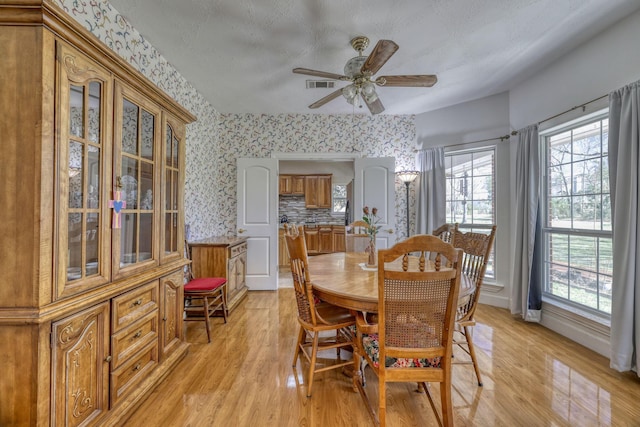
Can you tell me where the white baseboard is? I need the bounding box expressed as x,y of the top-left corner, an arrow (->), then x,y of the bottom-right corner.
540,302 -> 610,357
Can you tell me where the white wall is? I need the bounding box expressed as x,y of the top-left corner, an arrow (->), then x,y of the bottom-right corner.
415,92 -> 513,309
506,8 -> 640,357
509,8 -> 640,129
415,9 -> 640,357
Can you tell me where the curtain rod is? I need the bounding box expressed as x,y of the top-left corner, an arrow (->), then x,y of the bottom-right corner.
414,131 -> 518,152
537,94 -> 608,125
415,93 -> 609,152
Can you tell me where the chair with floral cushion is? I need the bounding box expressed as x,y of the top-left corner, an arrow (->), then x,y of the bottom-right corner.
353,234 -> 463,427
284,224 -> 355,397
450,223 -> 497,386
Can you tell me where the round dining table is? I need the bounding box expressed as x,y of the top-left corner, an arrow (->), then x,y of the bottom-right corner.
307,252 -> 475,313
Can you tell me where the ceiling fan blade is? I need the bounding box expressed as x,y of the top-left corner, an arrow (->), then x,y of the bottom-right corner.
364,96 -> 385,115
360,40 -> 399,75
309,88 -> 343,109
293,68 -> 348,81
377,74 -> 438,87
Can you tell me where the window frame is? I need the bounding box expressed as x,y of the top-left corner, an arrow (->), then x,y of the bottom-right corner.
444,146 -> 497,280
331,182 -> 347,214
539,108 -> 612,317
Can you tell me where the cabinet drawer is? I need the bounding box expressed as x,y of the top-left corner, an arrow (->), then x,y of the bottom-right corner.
230,242 -> 247,258
110,341 -> 158,406
111,310 -> 158,369
112,281 -> 159,332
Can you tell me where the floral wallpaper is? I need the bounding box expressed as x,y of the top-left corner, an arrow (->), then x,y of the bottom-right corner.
54,0 -> 419,242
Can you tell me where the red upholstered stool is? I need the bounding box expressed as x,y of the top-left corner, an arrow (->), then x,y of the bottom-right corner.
184,277 -> 228,343
184,242 -> 229,343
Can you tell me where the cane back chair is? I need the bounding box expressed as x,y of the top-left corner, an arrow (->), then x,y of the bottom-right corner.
353,235 -> 463,427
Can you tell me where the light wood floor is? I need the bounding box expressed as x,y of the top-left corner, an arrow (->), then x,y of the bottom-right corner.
125,288 -> 640,426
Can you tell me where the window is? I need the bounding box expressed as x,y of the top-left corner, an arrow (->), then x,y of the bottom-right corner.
332,183 -> 347,213
542,113 -> 612,315
445,148 -> 496,279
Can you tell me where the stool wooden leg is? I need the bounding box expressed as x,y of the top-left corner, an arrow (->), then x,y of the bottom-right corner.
221,286 -> 228,324
203,296 -> 212,343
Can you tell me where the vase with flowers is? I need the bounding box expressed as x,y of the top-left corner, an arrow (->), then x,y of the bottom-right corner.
362,206 -> 382,267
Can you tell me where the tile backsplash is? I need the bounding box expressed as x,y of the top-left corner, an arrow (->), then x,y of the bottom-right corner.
279,196 -> 346,225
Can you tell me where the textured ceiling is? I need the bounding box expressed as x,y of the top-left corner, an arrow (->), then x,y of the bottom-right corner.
108,0 -> 640,115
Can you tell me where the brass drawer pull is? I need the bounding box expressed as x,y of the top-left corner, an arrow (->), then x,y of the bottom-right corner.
133,330 -> 142,339
132,363 -> 141,372
132,298 -> 143,307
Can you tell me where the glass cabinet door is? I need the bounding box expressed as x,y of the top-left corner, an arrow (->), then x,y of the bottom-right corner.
113,83 -> 161,277
162,119 -> 183,260
56,43 -> 112,300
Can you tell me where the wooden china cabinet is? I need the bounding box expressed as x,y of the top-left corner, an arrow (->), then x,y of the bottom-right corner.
0,2 -> 195,426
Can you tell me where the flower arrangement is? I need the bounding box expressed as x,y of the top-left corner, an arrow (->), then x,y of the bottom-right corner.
362,206 -> 382,242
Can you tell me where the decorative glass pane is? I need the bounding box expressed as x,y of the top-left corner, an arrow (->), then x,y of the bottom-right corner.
120,213 -> 137,266
87,146 -> 100,209
141,109 -> 154,161
165,213 -> 172,254
171,213 -> 178,252
121,157 -> 138,209
69,141 -> 84,209
139,213 -> 153,260
69,85 -> 84,138
166,126 -> 173,166
86,212 -> 99,276
88,82 -> 101,143
68,213 -> 82,280
140,162 -> 153,210
172,171 -> 178,210
122,98 -> 138,155
173,135 -> 179,168
165,170 -> 172,211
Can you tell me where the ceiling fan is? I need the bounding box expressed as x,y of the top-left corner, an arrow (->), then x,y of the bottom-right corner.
293,36 -> 437,115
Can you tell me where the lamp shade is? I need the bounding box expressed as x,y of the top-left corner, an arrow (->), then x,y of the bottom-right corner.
396,170 -> 420,183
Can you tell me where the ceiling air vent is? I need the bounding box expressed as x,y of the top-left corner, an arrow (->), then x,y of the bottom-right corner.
306,80 -> 335,89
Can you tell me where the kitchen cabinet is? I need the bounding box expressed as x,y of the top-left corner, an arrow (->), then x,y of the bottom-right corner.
0,4 -> 194,425
304,175 -> 332,208
304,227 -> 320,254
189,237 -> 248,312
319,226 -> 334,253
333,226 -> 346,252
279,175 -> 305,195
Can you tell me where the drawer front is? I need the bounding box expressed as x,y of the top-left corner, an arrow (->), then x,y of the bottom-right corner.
230,242 -> 247,258
112,281 -> 159,332
111,310 -> 158,369
110,342 -> 158,406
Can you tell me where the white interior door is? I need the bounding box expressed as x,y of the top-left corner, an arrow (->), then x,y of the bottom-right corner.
354,157 -> 396,248
237,158 -> 278,290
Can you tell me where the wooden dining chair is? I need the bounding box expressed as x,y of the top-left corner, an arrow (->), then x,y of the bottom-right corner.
183,240 -> 228,343
284,224 -> 355,397
346,220 -> 371,252
450,224 -> 497,386
432,223 -> 454,243
353,235 -> 463,427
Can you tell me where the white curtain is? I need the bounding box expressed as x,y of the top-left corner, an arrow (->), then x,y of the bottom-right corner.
415,147 -> 446,235
608,80 -> 640,375
510,124 -> 542,322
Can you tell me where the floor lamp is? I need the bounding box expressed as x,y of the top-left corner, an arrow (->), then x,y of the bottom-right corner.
396,171 -> 420,238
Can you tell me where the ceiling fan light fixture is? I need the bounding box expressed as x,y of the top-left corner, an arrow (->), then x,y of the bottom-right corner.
344,56 -> 367,78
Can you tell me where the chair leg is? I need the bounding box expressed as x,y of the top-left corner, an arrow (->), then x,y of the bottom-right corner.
203,296 -> 212,343
306,332 -> 320,397
440,378 -> 454,427
379,379 -> 386,427
464,325 -> 483,386
220,287 -> 228,324
292,326 -> 305,367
